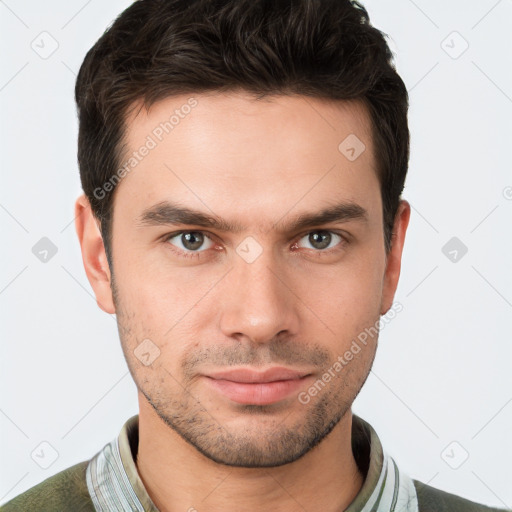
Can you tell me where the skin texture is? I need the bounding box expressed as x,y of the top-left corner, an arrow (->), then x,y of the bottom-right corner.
75,91 -> 410,512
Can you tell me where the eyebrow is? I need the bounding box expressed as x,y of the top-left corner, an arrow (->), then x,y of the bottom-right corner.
136,200 -> 369,234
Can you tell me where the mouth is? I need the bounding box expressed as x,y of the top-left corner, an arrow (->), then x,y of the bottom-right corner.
203,367 -> 313,405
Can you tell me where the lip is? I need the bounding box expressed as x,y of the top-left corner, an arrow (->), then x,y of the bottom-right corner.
203,367 -> 312,405
206,367 -> 311,383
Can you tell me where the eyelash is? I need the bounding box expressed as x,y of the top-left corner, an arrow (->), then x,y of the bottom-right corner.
162,230 -> 349,260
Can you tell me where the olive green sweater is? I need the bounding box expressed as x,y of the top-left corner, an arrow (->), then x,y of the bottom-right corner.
1,460 -> 508,511
1,414 -> 508,511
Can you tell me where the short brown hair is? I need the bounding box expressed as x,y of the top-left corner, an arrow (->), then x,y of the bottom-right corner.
75,0 -> 409,266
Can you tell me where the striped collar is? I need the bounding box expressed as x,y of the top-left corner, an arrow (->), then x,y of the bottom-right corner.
86,413 -> 418,511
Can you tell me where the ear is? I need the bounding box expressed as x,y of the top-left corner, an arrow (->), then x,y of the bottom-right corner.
380,199 -> 411,315
74,194 -> 115,314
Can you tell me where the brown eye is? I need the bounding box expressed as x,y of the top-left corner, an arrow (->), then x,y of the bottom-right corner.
297,231 -> 344,251
167,231 -> 213,253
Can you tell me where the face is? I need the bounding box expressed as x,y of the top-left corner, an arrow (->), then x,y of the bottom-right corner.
79,91 -> 409,468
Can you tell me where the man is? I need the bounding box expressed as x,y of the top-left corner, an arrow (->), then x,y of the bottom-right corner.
2,0 -> 507,511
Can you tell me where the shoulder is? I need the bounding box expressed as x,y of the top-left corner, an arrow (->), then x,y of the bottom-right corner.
0,460 -> 95,512
413,479 -> 510,512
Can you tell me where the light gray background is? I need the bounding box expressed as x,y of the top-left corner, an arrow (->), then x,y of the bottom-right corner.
1,0 -> 511,508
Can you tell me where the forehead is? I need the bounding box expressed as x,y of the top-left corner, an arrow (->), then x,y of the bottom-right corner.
114,91 -> 380,226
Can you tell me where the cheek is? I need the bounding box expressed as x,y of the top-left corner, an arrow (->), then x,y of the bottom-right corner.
115,269 -> 219,362
298,250 -> 385,338
115,251 -> 203,316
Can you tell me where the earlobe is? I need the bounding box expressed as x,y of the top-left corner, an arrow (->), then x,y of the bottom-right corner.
74,194 -> 116,314
380,199 -> 411,316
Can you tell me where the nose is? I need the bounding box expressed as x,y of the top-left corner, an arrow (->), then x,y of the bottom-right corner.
218,248 -> 300,345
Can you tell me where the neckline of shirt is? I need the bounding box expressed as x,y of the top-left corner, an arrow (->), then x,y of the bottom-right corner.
86,412 -> 418,511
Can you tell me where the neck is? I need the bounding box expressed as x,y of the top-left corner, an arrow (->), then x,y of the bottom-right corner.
135,400 -> 365,512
